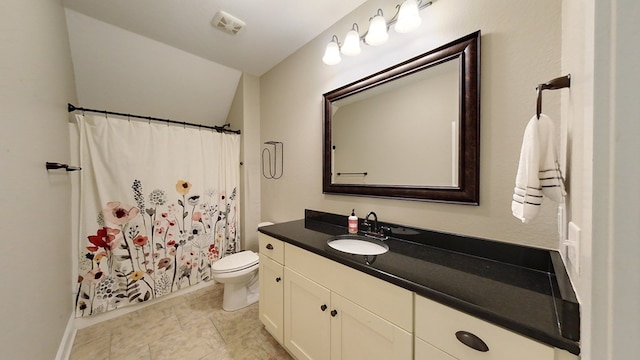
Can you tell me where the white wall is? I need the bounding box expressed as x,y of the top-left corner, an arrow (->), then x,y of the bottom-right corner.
228,74 -> 262,252
593,0 -> 640,350
0,0 -> 77,358
261,0 -> 563,249
65,9 -> 242,127
562,1 -> 640,359
560,0 -> 593,357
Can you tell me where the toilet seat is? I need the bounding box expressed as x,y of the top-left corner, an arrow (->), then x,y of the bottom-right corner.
211,250 -> 259,274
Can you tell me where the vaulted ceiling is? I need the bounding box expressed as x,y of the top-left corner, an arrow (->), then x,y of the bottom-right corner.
63,0 -> 368,76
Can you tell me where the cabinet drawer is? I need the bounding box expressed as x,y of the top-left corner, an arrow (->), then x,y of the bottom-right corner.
285,243 -> 413,332
415,295 -> 554,360
259,234 -> 284,264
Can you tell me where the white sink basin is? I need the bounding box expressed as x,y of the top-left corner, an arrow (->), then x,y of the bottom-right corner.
327,234 -> 389,255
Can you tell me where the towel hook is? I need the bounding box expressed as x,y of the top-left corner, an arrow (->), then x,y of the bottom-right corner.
262,141 -> 283,179
536,74 -> 571,119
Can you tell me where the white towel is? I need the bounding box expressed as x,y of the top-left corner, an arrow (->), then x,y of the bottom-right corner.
512,114 -> 565,223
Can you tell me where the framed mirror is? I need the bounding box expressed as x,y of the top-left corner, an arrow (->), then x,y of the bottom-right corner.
322,31 -> 480,204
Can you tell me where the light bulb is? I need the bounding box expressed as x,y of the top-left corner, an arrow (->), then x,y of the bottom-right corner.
341,25 -> 361,56
322,38 -> 341,65
395,0 -> 422,33
365,10 -> 388,46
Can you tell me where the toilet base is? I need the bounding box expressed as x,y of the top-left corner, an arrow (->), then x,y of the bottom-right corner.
221,273 -> 259,311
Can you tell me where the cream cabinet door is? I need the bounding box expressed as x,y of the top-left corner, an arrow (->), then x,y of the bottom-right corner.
330,293 -> 412,360
259,254 -> 284,344
284,267 -> 331,360
415,338 -> 458,360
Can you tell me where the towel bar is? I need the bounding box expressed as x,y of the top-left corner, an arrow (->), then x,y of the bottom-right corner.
46,162 -> 82,172
536,74 -> 571,119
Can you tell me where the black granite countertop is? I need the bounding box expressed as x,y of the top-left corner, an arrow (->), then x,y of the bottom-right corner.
258,210 -> 580,355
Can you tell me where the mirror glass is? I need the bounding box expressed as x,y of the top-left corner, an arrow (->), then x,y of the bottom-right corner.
323,31 -> 480,204
331,58 -> 460,187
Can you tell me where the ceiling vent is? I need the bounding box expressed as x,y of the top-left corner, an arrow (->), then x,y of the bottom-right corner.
212,10 -> 246,35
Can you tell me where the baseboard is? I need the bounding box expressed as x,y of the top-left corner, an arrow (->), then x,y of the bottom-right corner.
55,312 -> 76,360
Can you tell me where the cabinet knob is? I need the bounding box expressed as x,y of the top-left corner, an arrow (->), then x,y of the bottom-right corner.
275,277 -> 281,282
330,309 -> 338,317
455,331 -> 489,352
266,243 -> 274,250
320,304 -> 327,311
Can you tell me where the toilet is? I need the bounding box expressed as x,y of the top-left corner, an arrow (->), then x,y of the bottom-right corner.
210,222 -> 273,311
211,250 -> 260,311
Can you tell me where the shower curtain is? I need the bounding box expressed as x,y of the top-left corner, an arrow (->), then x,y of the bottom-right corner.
74,114 -> 240,317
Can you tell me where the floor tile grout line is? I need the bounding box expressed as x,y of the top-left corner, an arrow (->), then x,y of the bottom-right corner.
207,316 -> 229,346
71,283 -> 292,360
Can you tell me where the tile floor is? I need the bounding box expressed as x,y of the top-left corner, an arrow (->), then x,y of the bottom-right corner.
70,283 -> 294,360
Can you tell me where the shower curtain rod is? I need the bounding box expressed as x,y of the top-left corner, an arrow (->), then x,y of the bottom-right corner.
67,103 -> 241,134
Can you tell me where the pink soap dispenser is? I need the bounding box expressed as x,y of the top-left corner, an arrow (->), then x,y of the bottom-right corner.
348,209 -> 358,234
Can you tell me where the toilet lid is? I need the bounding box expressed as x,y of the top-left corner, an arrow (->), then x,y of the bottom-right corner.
211,251 -> 259,273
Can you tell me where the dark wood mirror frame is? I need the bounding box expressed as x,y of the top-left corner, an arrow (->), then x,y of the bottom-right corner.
322,31 -> 480,204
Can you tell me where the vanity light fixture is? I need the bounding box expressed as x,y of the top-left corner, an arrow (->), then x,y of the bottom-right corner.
322,35 -> 342,65
322,0 -> 436,65
365,9 -> 389,46
395,0 -> 422,33
341,24 -> 362,56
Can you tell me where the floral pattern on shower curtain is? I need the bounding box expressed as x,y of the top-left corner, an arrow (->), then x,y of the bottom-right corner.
74,114 -> 241,317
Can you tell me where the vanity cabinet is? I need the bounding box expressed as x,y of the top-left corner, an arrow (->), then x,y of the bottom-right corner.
283,267 -> 330,359
284,267 -> 412,360
415,295 -> 579,360
415,338 -> 457,360
258,234 -> 285,344
258,233 -> 578,360
329,291 -> 413,360
276,240 -> 413,360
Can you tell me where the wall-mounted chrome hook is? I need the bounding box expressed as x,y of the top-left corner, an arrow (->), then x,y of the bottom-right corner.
262,141 -> 283,179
